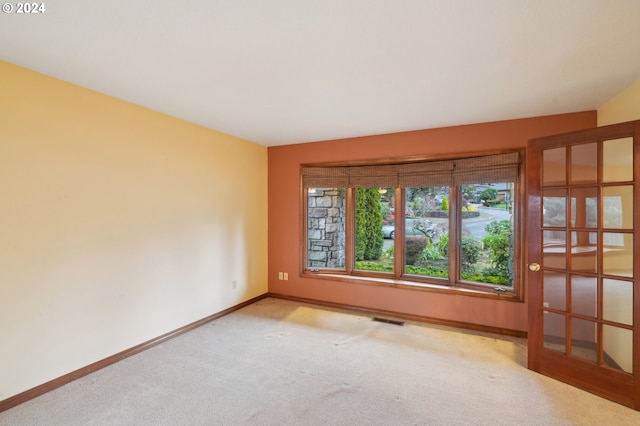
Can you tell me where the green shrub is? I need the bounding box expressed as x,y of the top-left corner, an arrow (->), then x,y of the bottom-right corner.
461,235 -> 482,270
438,232 -> 449,256
383,245 -> 394,260
355,188 -> 384,261
483,220 -> 512,277
420,238 -> 443,261
430,232 -> 479,272
441,195 -> 449,210
355,261 -> 393,272
406,265 -> 449,277
461,272 -> 510,285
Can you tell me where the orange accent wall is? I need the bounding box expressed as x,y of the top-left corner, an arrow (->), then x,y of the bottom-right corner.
268,111 -> 597,332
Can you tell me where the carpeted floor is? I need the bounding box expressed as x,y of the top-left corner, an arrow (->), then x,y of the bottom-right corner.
1,297 -> 639,425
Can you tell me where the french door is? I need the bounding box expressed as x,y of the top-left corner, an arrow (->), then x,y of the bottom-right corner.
527,120 -> 640,409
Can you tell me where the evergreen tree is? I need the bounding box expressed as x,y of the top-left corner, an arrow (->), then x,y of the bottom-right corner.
441,195 -> 449,210
355,188 -> 384,261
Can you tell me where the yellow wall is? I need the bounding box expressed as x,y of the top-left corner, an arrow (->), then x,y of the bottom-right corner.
598,77 -> 640,125
0,61 -> 268,400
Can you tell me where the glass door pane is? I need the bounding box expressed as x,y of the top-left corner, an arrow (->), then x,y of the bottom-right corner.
603,186 -> 633,229
544,311 -> 566,353
570,231 -> 597,273
571,275 -> 597,318
603,137 -> 633,182
571,318 -> 597,363
570,187 -> 597,228
543,147 -> 566,186
543,230 -> 566,269
543,271 -> 566,310
603,278 -> 633,326
571,143 -> 597,184
603,325 -> 633,374
602,233 -> 633,278
543,189 -> 567,227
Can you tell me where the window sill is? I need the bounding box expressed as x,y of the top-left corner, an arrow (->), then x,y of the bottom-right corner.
301,271 -> 523,302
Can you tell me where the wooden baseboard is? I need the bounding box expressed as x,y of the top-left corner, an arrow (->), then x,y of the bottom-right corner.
0,294 -> 268,413
268,292 -> 528,338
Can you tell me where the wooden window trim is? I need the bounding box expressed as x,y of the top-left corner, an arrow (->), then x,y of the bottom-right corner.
300,148 -> 525,302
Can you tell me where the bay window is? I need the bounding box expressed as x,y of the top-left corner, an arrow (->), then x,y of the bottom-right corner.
302,150 -> 523,299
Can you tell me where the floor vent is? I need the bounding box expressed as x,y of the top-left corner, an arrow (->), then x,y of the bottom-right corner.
372,317 -> 405,326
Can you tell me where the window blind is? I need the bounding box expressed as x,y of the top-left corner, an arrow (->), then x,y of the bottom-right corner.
302,152 -> 520,188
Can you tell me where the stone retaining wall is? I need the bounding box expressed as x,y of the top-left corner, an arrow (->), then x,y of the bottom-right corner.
307,188 -> 345,268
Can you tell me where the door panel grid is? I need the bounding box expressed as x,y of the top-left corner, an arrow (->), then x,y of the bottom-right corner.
528,121 -> 640,409
540,139 -> 633,374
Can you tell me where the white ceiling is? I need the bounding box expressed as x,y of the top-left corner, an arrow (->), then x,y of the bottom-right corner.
2,0 -> 640,146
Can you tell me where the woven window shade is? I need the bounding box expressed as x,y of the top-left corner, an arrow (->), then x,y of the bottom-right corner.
397,160 -> 455,187
302,152 -> 519,188
347,164 -> 399,187
302,166 -> 350,188
452,152 -> 520,185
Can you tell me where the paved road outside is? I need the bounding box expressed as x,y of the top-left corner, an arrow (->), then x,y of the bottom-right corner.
463,206 -> 512,238
382,205 -> 512,250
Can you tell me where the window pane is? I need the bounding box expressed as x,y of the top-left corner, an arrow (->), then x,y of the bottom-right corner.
462,183 -> 514,286
603,232 -> 633,278
603,325 -> 633,374
307,188 -> 346,269
543,230 -> 566,269
543,189 -> 567,227
603,278 -> 633,326
570,143 -> 597,184
570,187 -> 597,228
404,187 -> 449,279
603,186 -> 633,229
571,275 -> 597,318
571,231 -> 597,274
543,312 -> 566,353
571,318 -> 597,363
543,147 -> 566,186
354,188 -> 390,273
543,271 -> 566,311
603,137 -> 633,183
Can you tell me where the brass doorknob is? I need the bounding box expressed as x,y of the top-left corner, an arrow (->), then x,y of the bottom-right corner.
528,263 -> 541,272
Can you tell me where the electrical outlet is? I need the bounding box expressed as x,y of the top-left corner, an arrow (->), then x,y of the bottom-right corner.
232,280 -> 237,289
278,272 -> 284,280
283,272 -> 288,280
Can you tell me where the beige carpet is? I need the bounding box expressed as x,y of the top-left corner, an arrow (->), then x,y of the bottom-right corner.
1,297 -> 639,425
